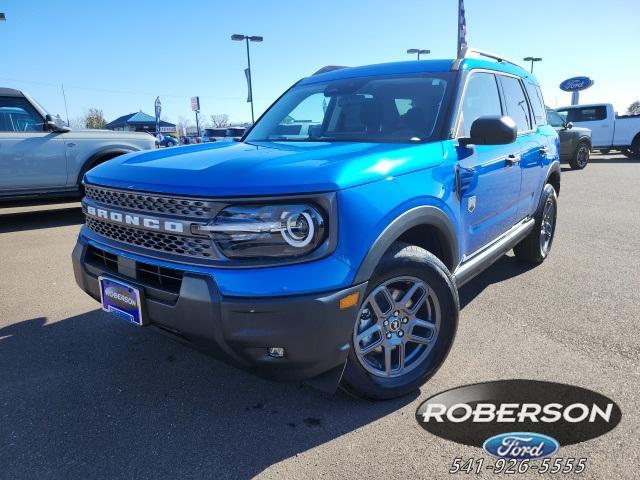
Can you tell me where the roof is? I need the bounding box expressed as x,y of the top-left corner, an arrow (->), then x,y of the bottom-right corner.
0,87 -> 24,97
105,111 -> 175,128
299,57 -> 535,85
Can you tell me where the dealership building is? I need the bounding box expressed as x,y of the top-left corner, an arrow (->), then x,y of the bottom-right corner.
105,111 -> 176,133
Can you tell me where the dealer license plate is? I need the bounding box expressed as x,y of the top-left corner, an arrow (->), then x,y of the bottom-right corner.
98,276 -> 144,326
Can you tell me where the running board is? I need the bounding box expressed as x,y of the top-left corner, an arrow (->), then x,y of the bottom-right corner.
453,218 -> 535,288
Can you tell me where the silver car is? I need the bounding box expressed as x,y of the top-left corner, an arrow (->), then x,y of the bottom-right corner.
0,88 -> 156,201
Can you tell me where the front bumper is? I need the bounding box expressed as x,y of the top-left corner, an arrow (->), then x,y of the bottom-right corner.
72,240 -> 366,389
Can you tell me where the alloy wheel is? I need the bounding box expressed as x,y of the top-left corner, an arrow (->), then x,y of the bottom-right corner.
353,276 -> 441,378
576,145 -> 589,168
539,197 -> 555,255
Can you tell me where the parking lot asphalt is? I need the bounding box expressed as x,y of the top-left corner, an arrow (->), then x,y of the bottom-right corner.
0,154 -> 638,480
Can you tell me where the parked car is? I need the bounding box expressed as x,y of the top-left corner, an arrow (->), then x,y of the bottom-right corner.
201,128 -> 227,143
556,103 -> 640,159
0,88 -> 156,201
546,108 -> 592,169
158,135 -> 178,147
72,48 -> 561,400
225,127 -> 246,140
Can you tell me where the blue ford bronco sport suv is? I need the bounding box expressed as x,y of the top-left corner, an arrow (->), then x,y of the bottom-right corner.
72,49 -> 560,400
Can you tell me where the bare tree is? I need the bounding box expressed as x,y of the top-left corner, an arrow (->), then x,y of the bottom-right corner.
69,116 -> 86,129
210,114 -> 230,128
627,101 -> 640,116
84,108 -> 107,129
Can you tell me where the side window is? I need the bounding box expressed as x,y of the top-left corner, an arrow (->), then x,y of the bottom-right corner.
524,82 -> 546,126
500,76 -> 532,133
458,73 -> 502,137
0,96 -> 45,132
568,106 -> 607,122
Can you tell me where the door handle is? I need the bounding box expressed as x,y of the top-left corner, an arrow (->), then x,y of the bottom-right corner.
505,154 -> 520,166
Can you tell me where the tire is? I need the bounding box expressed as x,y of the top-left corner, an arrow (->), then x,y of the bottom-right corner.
513,183 -> 558,264
340,242 -> 459,400
624,138 -> 640,160
569,141 -> 590,169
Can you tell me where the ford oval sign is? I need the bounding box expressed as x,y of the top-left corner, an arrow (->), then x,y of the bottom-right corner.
559,76 -> 594,92
483,432 -> 560,460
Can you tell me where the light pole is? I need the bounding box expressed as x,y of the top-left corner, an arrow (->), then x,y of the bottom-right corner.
407,48 -> 430,60
523,56 -> 542,73
231,34 -> 263,124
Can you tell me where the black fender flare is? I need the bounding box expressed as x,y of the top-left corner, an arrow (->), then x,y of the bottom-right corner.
576,135 -> 592,150
77,147 -> 137,185
544,160 -> 561,196
353,206 -> 459,284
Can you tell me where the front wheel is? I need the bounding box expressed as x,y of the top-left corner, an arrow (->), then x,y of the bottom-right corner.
340,243 -> 459,400
513,184 -> 558,264
569,141 -> 590,169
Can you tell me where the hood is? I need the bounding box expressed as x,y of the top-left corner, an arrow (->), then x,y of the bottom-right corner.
85,140 -> 445,196
569,126 -> 591,135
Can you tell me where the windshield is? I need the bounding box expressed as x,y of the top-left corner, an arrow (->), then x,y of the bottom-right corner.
546,109 -> 565,127
246,72 -> 454,143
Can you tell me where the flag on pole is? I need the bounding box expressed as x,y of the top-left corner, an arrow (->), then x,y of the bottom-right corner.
154,96 -> 161,136
457,0 -> 468,58
244,68 -> 253,103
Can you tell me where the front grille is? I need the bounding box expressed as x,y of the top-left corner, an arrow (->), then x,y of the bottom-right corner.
86,217 -> 215,259
136,263 -> 183,292
86,244 -> 118,272
85,244 -> 184,295
84,185 -> 218,218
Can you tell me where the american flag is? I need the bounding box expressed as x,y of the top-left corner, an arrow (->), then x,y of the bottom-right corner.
457,0 -> 468,58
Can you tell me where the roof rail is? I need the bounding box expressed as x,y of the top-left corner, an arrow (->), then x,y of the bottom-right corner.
312,65 -> 348,76
452,47 -> 522,71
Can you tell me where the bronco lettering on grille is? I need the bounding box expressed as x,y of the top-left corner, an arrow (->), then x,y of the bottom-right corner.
85,205 -> 185,233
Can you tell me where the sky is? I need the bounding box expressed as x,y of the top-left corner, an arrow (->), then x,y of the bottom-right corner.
1,0 -> 638,128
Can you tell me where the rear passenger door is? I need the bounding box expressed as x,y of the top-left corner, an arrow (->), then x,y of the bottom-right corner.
498,75 -> 546,221
563,106 -> 610,148
455,72 -> 522,257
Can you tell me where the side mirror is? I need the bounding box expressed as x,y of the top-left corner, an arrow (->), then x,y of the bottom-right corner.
45,114 -> 71,133
565,122 -> 573,130
459,115 -> 517,146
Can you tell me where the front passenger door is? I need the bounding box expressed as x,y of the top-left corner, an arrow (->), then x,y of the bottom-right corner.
0,96 -> 67,193
455,72 -> 522,257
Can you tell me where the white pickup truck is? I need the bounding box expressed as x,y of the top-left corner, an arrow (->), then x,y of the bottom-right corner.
556,103 -> 640,159
0,88 -> 156,202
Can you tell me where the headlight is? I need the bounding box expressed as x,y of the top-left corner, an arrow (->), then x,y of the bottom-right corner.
195,204 -> 326,258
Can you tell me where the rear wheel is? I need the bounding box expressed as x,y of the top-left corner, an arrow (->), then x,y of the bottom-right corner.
623,138 -> 640,160
569,141 -> 590,169
340,243 -> 458,400
514,184 -> 558,264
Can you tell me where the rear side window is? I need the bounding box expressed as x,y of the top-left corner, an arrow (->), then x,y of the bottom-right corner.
499,76 -> 532,133
458,72 -> 502,137
524,82 -> 546,126
560,106 -> 607,122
